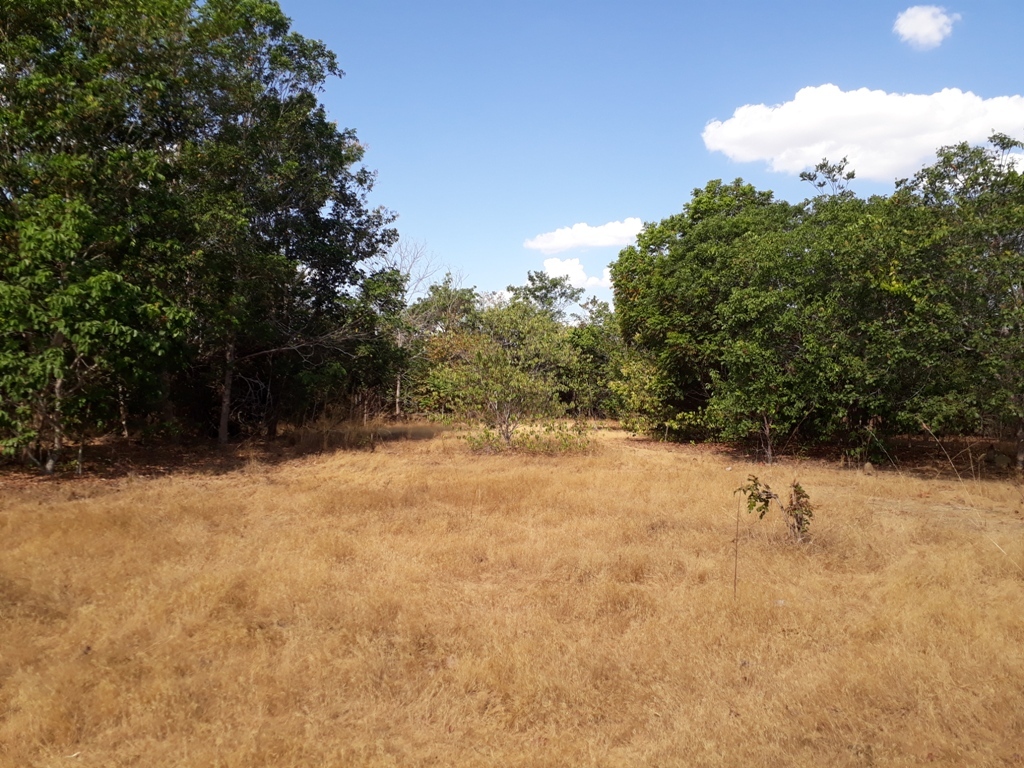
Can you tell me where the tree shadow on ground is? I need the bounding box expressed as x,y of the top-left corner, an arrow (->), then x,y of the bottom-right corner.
0,422 -> 451,488
628,433 -> 1021,483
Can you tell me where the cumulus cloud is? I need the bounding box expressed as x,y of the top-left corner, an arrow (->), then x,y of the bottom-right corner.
524,218 -> 643,255
894,5 -> 961,49
543,258 -> 612,290
702,84 -> 1024,182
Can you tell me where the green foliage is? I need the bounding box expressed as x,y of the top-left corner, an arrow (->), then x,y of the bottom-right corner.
1,0 -> 198,463
465,420 -> 590,455
566,298 -> 623,419
453,300 -> 576,444
408,272 -> 629,431
407,273 -> 481,335
610,137 -> 1024,465
1,0 -> 397,462
507,270 -> 584,322
608,351 -> 676,437
799,157 -> 856,195
414,279 -> 581,445
736,475 -> 814,541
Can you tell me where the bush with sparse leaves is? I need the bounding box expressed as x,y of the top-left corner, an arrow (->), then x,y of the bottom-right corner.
736,475 -> 814,541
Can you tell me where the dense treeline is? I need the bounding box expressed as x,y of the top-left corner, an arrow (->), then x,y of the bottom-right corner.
4,1 -> 1023,470
611,140 -> 1024,467
1,0 -> 399,469
0,0 -> 621,467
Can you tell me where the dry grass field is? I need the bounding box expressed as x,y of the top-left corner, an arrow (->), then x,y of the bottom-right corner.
2,427 -> 1023,767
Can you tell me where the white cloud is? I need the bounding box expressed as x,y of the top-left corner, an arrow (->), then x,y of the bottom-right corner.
543,258 -> 612,289
524,218 -> 643,255
894,5 -> 961,49
702,84 -> 1024,182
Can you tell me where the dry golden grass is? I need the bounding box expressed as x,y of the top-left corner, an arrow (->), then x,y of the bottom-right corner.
2,428 -> 1023,767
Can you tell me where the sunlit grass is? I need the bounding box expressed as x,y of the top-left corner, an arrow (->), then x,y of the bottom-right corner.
2,428 -> 1022,766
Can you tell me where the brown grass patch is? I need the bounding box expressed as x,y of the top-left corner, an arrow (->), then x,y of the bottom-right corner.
2,429 -> 1023,766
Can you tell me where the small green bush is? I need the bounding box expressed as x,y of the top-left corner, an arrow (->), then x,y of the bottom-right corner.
466,421 -> 591,455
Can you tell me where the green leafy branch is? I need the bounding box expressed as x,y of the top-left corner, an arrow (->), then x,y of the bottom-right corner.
736,475 -> 814,541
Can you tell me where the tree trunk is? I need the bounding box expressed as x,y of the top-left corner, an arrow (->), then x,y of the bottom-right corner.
118,384 -> 130,439
395,375 -> 402,417
44,376 -> 64,474
1017,418 -> 1024,472
219,342 -> 235,445
158,371 -> 176,419
762,414 -> 774,465
26,395 -> 46,468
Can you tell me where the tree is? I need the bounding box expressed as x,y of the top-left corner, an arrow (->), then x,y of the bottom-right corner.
611,179 -> 804,449
891,135 -> 1024,466
408,273 -> 481,335
0,0 -> 397,462
173,0 -> 397,442
1,0 -> 197,467
416,277 -> 577,445
609,137 -> 1024,462
607,349 -> 675,437
566,298 -> 624,418
507,270 -> 584,321
457,300 -> 575,444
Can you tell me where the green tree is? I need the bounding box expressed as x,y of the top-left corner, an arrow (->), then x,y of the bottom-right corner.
0,0 -> 397,462
461,300 -> 576,444
610,138 -> 1024,462
566,298 -> 624,418
889,135 -> 1024,465
507,270 -> 584,321
607,350 -> 675,437
396,273 -> 481,416
173,0 -> 397,442
1,0 -> 196,467
611,179 -> 803,450
418,281 -> 577,445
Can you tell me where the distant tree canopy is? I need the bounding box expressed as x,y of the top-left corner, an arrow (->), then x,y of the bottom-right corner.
1,0 -> 397,467
611,136 -> 1024,466
405,273 -> 621,445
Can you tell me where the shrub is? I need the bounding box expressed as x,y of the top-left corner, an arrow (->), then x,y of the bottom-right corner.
465,420 -> 591,455
736,475 -> 814,541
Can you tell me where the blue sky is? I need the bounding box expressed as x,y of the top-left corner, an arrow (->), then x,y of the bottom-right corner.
280,1 -> 1024,302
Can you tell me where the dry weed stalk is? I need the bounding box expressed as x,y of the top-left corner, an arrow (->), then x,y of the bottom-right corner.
921,420 -> 1024,577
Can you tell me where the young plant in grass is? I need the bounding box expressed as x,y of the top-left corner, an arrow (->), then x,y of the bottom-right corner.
737,475 -> 814,541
